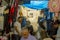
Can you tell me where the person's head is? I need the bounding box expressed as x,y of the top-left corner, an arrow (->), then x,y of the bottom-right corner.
39,22 -> 44,26
40,9 -> 44,14
18,17 -> 23,23
53,16 -> 58,21
52,22 -> 59,28
21,27 -> 29,38
39,22 -> 45,30
4,7 -> 9,14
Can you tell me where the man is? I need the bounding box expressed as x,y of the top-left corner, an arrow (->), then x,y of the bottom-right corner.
13,17 -> 22,40
19,11 -> 26,28
38,22 -> 47,40
49,22 -> 59,40
21,27 -> 37,40
26,21 -> 34,35
3,6 -> 10,34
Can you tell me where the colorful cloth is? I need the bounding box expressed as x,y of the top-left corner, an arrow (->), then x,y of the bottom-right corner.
8,5 -> 14,24
48,0 -> 60,13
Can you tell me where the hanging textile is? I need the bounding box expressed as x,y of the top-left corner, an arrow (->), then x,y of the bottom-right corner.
8,0 -> 19,24
48,0 -> 60,13
8,4 -> 14,24
14,0 -> 19,16
22,1 -> 48,10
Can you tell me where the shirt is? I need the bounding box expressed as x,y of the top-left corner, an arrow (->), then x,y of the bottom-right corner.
21,34 -> 37,40
14,21 -> 21,35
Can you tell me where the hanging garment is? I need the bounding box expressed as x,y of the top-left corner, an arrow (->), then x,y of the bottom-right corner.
14,0 -> 19,16
8,5 -> 14,24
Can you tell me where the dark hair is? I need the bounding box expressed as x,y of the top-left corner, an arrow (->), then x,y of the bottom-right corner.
26,21 -> 31,25
21,26 -> 29,31
41,9 -> 44,13
52,21 -> 58,25
4,8 -> 9,11
18,17 -> 22,20
58,11 -> 60,13
4,5 -> 11,11
39,22 -> 45,30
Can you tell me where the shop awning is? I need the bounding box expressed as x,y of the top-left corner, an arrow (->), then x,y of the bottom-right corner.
22,1 -> 48,10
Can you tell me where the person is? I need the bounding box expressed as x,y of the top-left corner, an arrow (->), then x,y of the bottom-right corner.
3,6 -> 10,34
51,16 -> 60,25
43,38 -> 53,40
21,27 -> 37,40
55,16 -> 60,40
38,22 -> 48,40
55,24 -> 60,40
13,17 -> 22,40
3,5 -> 13,40
49,21 -> 59,40
26,21 -> 34,35
38,10 -> 45,24
19,11 -> 26,28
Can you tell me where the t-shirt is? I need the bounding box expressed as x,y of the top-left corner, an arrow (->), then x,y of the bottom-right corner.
21,34 -> 37,40
14,21 -> 21,35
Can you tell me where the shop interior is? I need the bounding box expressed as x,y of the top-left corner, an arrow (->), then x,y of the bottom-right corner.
0,0 -> 60,40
